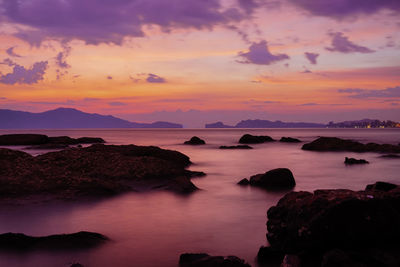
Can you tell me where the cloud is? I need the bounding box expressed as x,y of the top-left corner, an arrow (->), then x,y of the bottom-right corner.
238,40 -> 289,65
146,73 -> 166,83
0,58 -> 17,67
326,32 -> 375,53
108,101 -> 127,106
300,66 -> 312,73
338,86 -> 400,99
304,52 -> 319,64
0,61 -> 48,85
6,47 -> 21,57
55,50 -> 71,69
107,76 -> 113,80
300,103 -> 319,106
288,0 -> 400,18
0,0 -> 255,45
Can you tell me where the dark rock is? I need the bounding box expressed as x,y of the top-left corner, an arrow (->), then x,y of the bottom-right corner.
280,137 -> 301,143
0,144 -> 203,200
0,231 -> 107,251
237,178 -> 250,185
365,181 -> 398,192
248,168 -> 295,190
0,134 -> 49,145
257,246 -> 284,265
25,143 -> 70,150
380,154 -> 400,158
281,254 -> 301,267
219,145 -> 253,149
344,157 -> 369,165
266,184 -> 400,253
239,134 -> 275,144
179,253 -> 251,267
70,264 -> 84,267
302,137 -> 400,153
75,137 -> 105,144
321,249 -> 367,267
184,136 -> 206,145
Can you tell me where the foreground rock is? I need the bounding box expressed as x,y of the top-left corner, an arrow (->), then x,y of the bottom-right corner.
0,134 -> 105,146
344,157 -> 369,165
0,144 -> 203,201
239,134 -> 275,144
179,253 -> 251,267
302,137 -> 400,153
184,136 -> 206,145
262,182 -> 400,266
280,137 -> 301,143
240,168 -> 295,190
0,231 -> 107,251
220,145 -> 253,149
380,154 -> 400,158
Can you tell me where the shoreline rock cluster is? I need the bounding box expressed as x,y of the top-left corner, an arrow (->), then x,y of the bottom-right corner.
258,181 -> 400,267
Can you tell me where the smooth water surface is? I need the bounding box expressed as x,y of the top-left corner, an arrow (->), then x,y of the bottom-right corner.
0,129 -> 399,267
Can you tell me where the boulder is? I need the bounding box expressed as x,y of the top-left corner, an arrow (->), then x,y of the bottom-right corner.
237,178 -> 250,185
365,181 -> 398,192
0,144 -> 203,200
179,253 -> 251,267
257,246 -> 284,265
0,231 -> 107,251
248,168 -> 295,190
0,134 -> 49,145
219,145 -> 253,149
239,134 -> 275,144
344,157 -> 369,165
280,137 -> 301,143
184,136 -> 206,145
302,137 -> 400,153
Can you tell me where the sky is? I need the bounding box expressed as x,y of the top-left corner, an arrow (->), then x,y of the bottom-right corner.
0,0 -> 399,127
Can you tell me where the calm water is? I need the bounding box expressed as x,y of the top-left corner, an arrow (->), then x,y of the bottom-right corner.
0,129 -> 399,267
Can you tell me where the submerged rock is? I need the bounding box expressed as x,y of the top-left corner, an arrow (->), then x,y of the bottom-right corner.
179,253 -> 251,267
239,134 -> 275,144
0,144 -> 203,200
344,157 -> 369,165
184,136 -> 206,145
219,145 -> 253,149
247,168 -> 296,190
302,137 -> 400,153
0,231 -> 107,251
280,137 -> 301,143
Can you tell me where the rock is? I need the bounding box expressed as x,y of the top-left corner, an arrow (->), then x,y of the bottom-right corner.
257,246 -> 284,265
70,264 -> 84,267
25,143 -> 70,150
0,134 -> 49,145
380,154 -> 400,158
219,145 -> 253,149
0,144 -> 203,200
266,183 -> 400,253
248,168 -> 295,190
239,134 -> 275,144
344,157 -> 369,165
302,137 -> 400,153
280,137 -> 301,143
0,231 -> 107,251
365,181 -> 398,192
75,137 -> 105,144
184,136 -> 206,145
237,178 -> 250,185
281,254 -> 301,267
179,253 -> 251,267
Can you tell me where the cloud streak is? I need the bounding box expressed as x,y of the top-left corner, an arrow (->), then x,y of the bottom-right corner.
338,86 -> 400,99
146,73 -> 166,83
326,32 -> 375,54
304,52 -> 319,64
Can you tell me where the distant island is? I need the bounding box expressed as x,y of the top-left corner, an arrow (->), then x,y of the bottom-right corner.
0,108 -> 182,129
206,119 -> 400,129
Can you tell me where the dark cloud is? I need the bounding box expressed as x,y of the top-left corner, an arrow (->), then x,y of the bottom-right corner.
146,73 -> 166,83
109,101 -> 127,106
326,32 -> 375,53
55,49 -> 71,69
0,0 -> 254,45
6,47 -> 21,57
338,86 -> 400,99
238,40 -> 289,65
107,76 -> 113,80
304,52 -> 319,64
300,103 -> 319,106
288,0 -> 400,18
0,61 -> 48,85
0,58 -> 17,66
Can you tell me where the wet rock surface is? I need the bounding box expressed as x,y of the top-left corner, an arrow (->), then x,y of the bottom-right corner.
279,137 -> 301,143
344,157 -> 369,165
0,144 -> 203,200
241,168 -> 296,190
0,231 -> 107,251
302,137 -> 400,153
184,136 -> 206,145
179,253 -> 251,267
219,145 -> 253,149
239,134 -> 275,144
261,182 -> 400,266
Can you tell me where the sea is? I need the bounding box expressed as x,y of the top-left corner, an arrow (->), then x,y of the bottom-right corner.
0,128 -> 399,267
